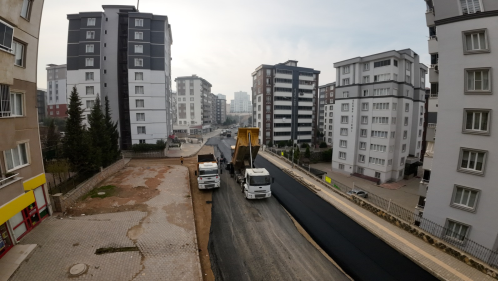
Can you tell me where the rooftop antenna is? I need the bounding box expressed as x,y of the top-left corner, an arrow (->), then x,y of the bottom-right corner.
137,0 -> 140,11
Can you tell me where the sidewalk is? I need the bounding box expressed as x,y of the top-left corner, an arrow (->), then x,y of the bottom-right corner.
260,151 -> 495,281
166,129 -> 221,158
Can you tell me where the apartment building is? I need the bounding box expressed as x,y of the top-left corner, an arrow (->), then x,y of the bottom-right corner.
216,95 -> 227,124
206,93 -> 216,125
421,0 -> 498,251
332,49 -> 427,184
173,75 -> 212,134
46,64 -> 67,118
252,60 -> 320,145
66,5 -> 173,149
230,91 -> 251,113
320,82 -> 336,146
0,0 -> 51,259
36,89 -> 47,121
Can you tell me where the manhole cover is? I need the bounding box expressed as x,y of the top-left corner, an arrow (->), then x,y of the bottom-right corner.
97,192 -> 106,195
69,263 -> 88,276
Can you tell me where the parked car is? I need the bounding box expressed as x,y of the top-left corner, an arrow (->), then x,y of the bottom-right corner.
347,189 -> 368,198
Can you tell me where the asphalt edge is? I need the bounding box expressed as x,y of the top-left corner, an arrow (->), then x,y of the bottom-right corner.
185,166 -> 204,281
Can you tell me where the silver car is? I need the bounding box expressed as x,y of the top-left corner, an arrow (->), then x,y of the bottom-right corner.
347,189 -> 368,198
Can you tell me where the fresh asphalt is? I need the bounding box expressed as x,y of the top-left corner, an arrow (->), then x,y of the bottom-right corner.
207,136 -> 349,281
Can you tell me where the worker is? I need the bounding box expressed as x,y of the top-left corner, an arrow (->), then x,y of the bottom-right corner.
180,156 -> 184,165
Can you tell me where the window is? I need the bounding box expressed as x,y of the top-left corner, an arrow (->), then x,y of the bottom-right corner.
363,63 -> 370,71
9,92 -> 23,116
460,0 -> 481,14
361,116 -> 368,124
362,90 -> 369,97
0,20 -> 14,52
4,142 -> 29,171
445,220 -> 469,242
459,148 -> 486,175
341,116 -> 348,124
135,86 -> 144,95
358,154 -> 365,163
374,74 -> 391,82
137,126 -> 146,134
405,103 -> 409,112
371,130 -> 388,138
134,58 -> 143,67
372,117 -> 389,124
20,0 -> 32,20
393,60 -> 398,67
370,144 -> 386,152
190,97 -> 194,101
388,159 -> 393,166
465,69 -> 490,92
419,117 -> 423,126
392,117 -> 396,124
363,76 -> 370,83
136,99 -> 144,108
342,92 -> 349,98
85,58 -> 94,67
417,141 -> 421,149
463,109 -> 490,134
451,185 -> 479,212
12,41 -> 25,67
402,144 -> 406,153
339,164 -> 345,170
339,152 -> 346,159
400,157 -> 405,166
341,104 -> 349,111
85,44 -> 94,53
404,117 -> 409,126
361,103 -> 369,111
369,157 -> 385,165
86,31 -> 95,39
373,103 -> 389,110
391,131 -> 395,138
375,172 -> 381,179
393,103 -> 397,111
357,167 -> 364,174
136,113 -> 145,121
373,88 -> 390,96
135,18 -> 144,27
86,86 -> 94,95
86,100 -> 95,109
139,139 -> 146,144
339,140 -> 347,148
464,30 -> 488,53
403,131 -> 407,139
135,32 -> 143,40
359,142 -> 366,150
87,18 -> 96,26
360,129 -> 367,137
340,128 -> 348,136
343,65 -> 350,74
374,59 -> 390,68
342,78 -> 350,85
135,72 -> 143,80
85,72 -> 94,80
135,45 -> 143,53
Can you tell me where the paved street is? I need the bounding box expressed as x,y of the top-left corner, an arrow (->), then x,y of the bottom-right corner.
166,129 -> 222,158
10,164 -> 201,281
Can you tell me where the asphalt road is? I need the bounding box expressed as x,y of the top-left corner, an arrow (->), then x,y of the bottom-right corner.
207,136 -> 349,281
254,155 -> 438,281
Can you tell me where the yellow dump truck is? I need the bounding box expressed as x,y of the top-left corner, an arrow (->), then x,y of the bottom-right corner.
227,128 -> 273,199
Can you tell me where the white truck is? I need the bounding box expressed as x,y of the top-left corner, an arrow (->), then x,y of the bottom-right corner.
195,154 -> 220,189
227,128 -> 273,199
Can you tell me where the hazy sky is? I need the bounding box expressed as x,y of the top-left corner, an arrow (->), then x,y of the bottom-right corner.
37,0 -> 430,102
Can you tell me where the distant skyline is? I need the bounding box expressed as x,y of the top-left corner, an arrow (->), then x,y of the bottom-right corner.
37,0 -> 430,102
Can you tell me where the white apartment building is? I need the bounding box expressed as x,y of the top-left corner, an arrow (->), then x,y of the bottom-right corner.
173,75 -> 212,134
323,103 -> 334,146
230,91 -> 251,113
66,5 -> 173,149
46,64 -> 68,118
252,60 -> 320,145
319,82 -> 335,146
332,49 -> 427,184
421,0 -> 498,253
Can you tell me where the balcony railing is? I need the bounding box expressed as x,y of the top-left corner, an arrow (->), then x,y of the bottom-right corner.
0,173 -> 20,188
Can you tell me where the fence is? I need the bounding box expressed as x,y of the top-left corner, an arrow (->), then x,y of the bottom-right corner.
122,150 -> 165,158
265,149 -> 498,269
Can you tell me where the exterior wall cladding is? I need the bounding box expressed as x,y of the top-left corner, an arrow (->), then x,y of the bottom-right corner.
422,0 -> 498,252
66,5 -> 173,150
332,49 -> 427,184
252,60 -> 320,145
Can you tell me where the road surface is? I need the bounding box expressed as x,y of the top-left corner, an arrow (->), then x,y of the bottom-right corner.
207,136 -> 349,281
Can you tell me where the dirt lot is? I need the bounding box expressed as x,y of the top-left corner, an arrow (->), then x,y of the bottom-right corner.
66,148 -> 215,281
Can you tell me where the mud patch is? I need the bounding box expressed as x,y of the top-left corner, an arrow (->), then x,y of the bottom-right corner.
144,178 -> 162,189
127,224 -> 144,241
163,202 -> 194,231
95,246 -> 139,255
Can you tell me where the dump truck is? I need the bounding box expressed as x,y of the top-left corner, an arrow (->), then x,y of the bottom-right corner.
195,154 -> 220,189
226,128 -> 273,199
226,130 -> 232,138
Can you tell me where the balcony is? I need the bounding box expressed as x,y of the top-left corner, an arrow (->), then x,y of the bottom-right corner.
428,37 -> 438,54
429,66 -> 438,83
425,10 -> 435,26
0,173 -> 21,189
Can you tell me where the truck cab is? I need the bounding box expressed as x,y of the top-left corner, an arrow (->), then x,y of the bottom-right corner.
243,168 -> 272,199
196,154 -> 220,189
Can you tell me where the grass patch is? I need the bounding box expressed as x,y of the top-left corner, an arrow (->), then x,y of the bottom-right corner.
83,185 -> 117,199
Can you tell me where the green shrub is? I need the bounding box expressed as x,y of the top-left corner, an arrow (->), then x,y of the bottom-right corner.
319,142 -> 328,148
132,139 -> 167,152
322,149 -> 333,161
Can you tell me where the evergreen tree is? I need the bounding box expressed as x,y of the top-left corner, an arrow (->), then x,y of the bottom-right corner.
293,147 -> 300,164
63,86 -> 90,171
104,96 -> 120,166
305,146 -> 311,158
87,96 -> 108,170
46,119 -> 60,148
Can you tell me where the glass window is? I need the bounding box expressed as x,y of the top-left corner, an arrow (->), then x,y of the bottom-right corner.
86,31 -> 95,39
135,32 -> 143,40
85,44 -> 94,53
85,86 -> 94,95
460,0 -> 481,14
134,58 -> 143,67
87,18 -> 96,26
86,100 -> 94,109
452,185 -> 478,210
20,0 -> 32,20
135,72 -> 143,80
85,72 -> 94,81
135,45 -> 143,53
464,109 -> 490,134
12,41 -> 25,67
137,126 -> 146,134
466,69 -> 490,92
85,58 -> 94,67
136,99 -> 144,108
445,220 -> 469,241
0,20 -> 14,52
9,92 -> 23,116
135,19 -> 144,27
465,31 -> 487,52
135,86 -> 144,95
459,149 -> 486,174
4,142 -> 29,171
136,113 -> 145,121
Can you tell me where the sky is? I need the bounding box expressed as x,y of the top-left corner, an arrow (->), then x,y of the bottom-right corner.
37,0 -> 430,102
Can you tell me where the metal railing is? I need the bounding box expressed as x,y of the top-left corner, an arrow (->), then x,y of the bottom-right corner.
265,148 -> 498,268
0,173 -> 19,187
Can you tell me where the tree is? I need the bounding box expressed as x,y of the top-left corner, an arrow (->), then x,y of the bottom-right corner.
104,96 -> 120,166
287,139 -> 293,147
267,141 -> 273,148
64,86 -> 90,171
319,142 -> 328,148
87,96 -> 108,170
305,146 -> 311,158
45,119 -> 60,149
293,147 -> 300,163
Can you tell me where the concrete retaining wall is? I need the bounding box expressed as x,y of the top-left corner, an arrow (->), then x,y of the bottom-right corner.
51,158 -> 129,213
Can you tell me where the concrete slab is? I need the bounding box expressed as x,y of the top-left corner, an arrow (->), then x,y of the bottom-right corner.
0,244 -> 36,281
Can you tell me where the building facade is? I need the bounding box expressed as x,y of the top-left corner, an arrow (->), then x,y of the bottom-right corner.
36,89 -> 47,121
216,95 -> 226,124
46,64 -> 67,118
66,5 -> 173,149
173,75 -> 212,134
0,0 -> 51,259
323,103 -> 334,146
332,49 -> 427,184
252,60 -> 320,145
319,82 -> 336,146
230,91 -> 251,113
421,0 -> 498,252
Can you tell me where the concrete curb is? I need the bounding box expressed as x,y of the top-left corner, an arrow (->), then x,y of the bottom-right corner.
185,167 -> 204,281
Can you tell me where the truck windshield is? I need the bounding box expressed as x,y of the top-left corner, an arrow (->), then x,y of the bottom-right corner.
199,169 -> 218,176
249,175 -> 271,185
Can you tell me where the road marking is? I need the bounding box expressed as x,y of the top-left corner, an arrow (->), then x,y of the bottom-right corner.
261,153 -> 473,281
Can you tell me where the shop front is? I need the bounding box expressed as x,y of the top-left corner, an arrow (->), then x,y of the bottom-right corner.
0,223 -> 14,259
8,186 -> 49,241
